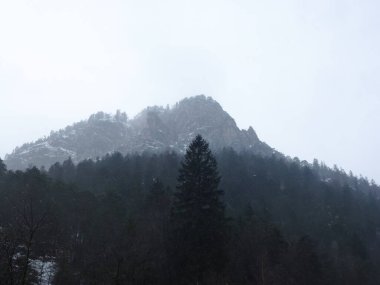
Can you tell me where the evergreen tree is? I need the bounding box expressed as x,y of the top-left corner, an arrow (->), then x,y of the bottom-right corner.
0,158 -> 6,177
291,235 -> 322,285
170,135 -> 227,284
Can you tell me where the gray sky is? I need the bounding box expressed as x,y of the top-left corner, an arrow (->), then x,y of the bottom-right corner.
1,0 -> 379,182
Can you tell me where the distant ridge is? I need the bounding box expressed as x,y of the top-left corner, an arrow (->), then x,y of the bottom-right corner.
4,95 -> 275,170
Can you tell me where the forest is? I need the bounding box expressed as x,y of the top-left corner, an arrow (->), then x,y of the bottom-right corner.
1,135 -> 380,285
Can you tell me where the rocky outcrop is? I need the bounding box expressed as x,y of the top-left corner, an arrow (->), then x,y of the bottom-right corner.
5,95 -> 274,170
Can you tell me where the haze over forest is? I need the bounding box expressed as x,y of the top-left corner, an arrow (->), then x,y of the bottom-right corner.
2,1 -> 380,284
1,0 -> 380,182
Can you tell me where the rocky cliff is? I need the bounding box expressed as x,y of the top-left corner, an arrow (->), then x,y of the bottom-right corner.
5,95 -> 274,169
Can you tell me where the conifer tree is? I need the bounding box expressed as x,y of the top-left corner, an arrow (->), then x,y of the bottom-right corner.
170,135 -> 227,284
0,158 -> 6,177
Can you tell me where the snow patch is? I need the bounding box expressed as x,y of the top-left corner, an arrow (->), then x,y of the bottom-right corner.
30,258 -> 56,285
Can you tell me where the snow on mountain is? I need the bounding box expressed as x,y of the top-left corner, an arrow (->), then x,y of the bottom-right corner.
5,95 -> 274,170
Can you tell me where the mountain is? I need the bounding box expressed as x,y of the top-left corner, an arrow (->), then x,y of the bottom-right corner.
4,95 -> 275,170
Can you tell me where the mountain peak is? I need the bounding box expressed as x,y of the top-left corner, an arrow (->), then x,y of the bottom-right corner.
5,96 -> 273,170
176,94 -> 221,107
174,95 -> 226,117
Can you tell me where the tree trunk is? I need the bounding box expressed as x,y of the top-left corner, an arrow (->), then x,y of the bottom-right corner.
21,232 -> 34,285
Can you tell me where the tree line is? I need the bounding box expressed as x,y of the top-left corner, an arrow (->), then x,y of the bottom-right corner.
1,135 -> 380,284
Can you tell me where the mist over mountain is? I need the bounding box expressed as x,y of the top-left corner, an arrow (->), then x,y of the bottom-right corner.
2,96 -> 380,284
4,95 -> 274,170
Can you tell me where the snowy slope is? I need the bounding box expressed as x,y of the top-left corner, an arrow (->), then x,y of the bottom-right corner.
5,96 -> 274,170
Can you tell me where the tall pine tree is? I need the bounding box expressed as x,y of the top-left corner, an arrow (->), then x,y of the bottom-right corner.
0,158 -> 6,177
170,135 -> 227,284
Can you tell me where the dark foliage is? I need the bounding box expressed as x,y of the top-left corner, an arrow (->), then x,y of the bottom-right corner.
170,135 -> 227,284
0,137 -> 380,284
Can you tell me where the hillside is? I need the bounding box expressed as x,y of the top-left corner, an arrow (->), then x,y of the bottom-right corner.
5,95 -> 274,170
1,143 -> 380,284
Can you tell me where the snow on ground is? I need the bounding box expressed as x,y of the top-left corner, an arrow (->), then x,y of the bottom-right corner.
30,258 -> 56,285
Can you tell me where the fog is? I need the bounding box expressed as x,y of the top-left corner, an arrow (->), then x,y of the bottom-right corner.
0,0 -> 379,182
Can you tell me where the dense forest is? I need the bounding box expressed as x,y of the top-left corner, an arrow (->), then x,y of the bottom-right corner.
1,135 -> 380,284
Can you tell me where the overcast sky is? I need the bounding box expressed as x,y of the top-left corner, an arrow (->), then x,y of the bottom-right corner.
0,0 -> 379,182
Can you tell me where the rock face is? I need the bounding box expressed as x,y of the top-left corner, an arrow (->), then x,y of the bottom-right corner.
5,95 -> 274,170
